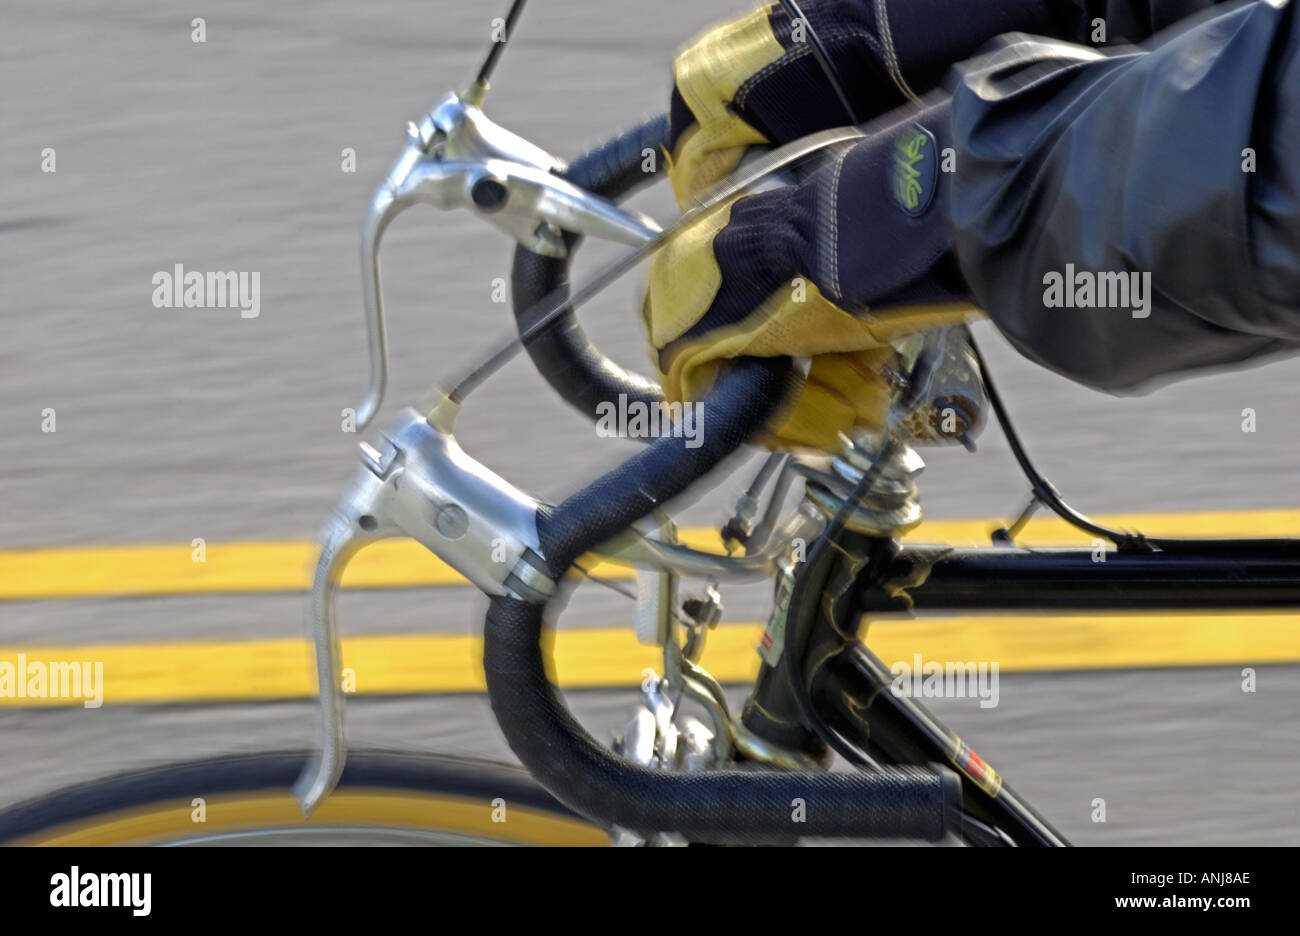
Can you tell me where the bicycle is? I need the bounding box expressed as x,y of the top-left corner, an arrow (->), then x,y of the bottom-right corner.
4,2 -> 1298,847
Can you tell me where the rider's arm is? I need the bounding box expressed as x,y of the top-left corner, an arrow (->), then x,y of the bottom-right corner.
949,0 -> 1300,390
646,0 -> 1278,451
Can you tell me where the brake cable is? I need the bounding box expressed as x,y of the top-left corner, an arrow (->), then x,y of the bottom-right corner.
969,329 -> 1300,554
475,0 -> 528,89
776,0 -> 861,125
965,328 -> 1155,552
570,559 -> 638,600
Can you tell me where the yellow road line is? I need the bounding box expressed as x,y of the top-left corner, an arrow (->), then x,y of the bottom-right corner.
2,611 -> 1296,708
2,509 -> 1297,601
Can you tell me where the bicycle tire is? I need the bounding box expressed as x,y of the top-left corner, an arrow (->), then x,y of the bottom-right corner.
0,750 -> 608,846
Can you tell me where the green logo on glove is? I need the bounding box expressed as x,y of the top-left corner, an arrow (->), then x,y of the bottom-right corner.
891,125 -> 937,217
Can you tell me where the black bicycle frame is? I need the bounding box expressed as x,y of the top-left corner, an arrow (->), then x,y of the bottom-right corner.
859,541 -> 1300,611
743,532 -> 1300,846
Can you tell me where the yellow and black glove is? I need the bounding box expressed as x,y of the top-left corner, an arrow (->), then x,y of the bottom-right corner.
648,96 -> 976,451
645,1 -> 1071,450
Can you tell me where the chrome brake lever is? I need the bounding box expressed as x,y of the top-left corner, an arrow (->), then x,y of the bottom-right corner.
294,402 -> 554,815
291,473 -> 397,817
399,157 -> 660,255
353,88 -> 660,431
425,88 -> 661,249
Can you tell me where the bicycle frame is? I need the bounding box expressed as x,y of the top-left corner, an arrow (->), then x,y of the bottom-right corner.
739,529 -> 1300,847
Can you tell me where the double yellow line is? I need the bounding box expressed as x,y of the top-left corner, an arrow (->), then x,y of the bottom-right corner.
1,509 -> 1297,707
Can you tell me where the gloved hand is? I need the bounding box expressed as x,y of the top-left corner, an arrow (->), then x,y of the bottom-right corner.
648,1 -> 1065,450
646,97 -> 977,451
666,0 -> 1062,208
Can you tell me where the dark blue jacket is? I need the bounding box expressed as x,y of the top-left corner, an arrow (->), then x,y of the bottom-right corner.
950,0 -> 1300,389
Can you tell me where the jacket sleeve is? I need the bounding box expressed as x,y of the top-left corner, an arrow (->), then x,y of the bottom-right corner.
948,0 -> 1300,390
1065,0 -> 1236,42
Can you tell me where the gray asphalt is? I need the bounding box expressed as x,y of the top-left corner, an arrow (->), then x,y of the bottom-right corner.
2,0 -> 1298,845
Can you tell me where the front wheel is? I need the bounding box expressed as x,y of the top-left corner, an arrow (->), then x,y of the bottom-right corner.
0,750 -> 609,846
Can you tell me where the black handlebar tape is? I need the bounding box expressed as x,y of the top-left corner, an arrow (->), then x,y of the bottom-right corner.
483,595 -> 960,843
562,111 -> 671,202
535,356 -> 788,575
482,357 -> 963,842
509,114 -> 668,423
